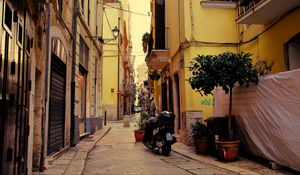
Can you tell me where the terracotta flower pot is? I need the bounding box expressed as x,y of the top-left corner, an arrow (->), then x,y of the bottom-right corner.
195,138 -> 208,154
215,139 -> 240,161
134,130 -> 144,142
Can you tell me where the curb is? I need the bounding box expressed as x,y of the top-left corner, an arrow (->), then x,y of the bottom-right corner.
172,144 -> 259,175
91,127 -> 112,151
64,127 -> 112,175
81,127 -> 111,174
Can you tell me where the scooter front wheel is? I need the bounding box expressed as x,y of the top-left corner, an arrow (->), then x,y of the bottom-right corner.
161,144 -> 171,156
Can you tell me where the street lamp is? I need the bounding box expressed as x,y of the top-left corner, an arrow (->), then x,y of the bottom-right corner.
86,26 -> 119,44
112,26 -> 120,39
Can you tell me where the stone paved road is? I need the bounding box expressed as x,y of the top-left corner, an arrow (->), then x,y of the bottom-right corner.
83,120 -> 237,175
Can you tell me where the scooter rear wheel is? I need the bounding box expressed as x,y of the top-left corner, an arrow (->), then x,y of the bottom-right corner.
161,144 -> 171,156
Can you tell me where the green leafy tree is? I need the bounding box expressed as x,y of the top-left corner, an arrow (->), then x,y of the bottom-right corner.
188,52 -> 259,139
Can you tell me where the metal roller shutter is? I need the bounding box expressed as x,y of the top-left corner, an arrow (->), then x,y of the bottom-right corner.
48,54 -> 66,155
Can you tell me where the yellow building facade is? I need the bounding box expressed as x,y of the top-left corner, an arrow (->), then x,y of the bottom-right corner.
102,0 -> 133,120
147,0 -> 300,144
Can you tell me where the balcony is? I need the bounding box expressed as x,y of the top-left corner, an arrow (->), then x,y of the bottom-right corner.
237,0 -> 300,24
146,49 -> 170,70
145,26 -> 170,70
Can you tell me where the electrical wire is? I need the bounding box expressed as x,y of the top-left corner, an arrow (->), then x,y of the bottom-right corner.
104,4 -> 150,17
178,4 -> 300,50
104,9 -> 114,38
103,11 -> 124,60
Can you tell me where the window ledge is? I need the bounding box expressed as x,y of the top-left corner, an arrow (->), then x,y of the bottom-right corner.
200,0 -> 237,9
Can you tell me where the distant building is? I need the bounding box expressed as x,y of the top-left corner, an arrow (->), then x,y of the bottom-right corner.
101,0 -> 134,121
136,63 -> 148,86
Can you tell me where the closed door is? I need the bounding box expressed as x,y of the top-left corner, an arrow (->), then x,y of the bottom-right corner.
1,28 -> 30,175
48,53 -> 66,155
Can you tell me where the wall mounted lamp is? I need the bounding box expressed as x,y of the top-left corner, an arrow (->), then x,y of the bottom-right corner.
86,26 -> 120,44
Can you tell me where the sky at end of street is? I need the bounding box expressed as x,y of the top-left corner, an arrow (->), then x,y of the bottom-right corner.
128,0 -> 151,82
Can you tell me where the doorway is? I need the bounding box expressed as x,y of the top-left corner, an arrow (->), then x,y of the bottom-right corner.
174,73 -> 181,130
47,54 -> 66,155
0,25 -> 30,174
284,33 -> 300,70
161,80 -> 167,111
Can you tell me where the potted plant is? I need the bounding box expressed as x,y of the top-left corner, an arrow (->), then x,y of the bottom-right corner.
191,120 -> 209,154
134,111 -> 149,142
254,60 -> 274,76
142,32 -> 150,53
188,51 -> 259,161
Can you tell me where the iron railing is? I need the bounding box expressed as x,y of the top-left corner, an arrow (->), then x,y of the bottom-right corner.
238,0 -> 263,16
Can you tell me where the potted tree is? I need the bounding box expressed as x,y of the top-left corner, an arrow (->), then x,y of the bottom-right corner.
188,51 -> 259,161
142,32 -> 150,53
191,120 -> 209,154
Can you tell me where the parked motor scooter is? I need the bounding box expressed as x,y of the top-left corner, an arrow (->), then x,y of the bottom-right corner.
143,111 -> 176,156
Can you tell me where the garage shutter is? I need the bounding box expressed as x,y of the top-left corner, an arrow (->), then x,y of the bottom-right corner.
48,54 -> 66,155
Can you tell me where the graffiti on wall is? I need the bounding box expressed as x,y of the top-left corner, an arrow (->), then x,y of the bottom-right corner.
201,98 -> 214,106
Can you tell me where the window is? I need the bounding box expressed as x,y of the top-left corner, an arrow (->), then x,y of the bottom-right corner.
201,0 -> 237,9
3,3 -> 13,31
78,37 -> 88,120
81,0 -> 85,15
88,0 -> 90,26
58,0 -> 63,15
79,37 -> 89,69
26,34 -> 31,53
17,23 -> 23,46
284,33 -> 300,70
81,0 -> 90,26
78,69 -> 87,118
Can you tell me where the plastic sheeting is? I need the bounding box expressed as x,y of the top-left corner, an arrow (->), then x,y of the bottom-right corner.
214,69 -> 300,171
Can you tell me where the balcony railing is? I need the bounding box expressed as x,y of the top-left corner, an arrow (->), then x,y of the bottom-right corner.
236,0 -> 300,24
238,0 -> 262,16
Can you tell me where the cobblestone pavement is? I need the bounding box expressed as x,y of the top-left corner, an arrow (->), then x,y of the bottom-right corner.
172,143 -> 295,175
83,119 -> 238,175
35,126 -> 111,175
83,114 -> 297,175
38,114 -> 297,175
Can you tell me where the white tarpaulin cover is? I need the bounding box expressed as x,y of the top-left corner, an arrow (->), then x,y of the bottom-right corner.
214,69 -> 300,171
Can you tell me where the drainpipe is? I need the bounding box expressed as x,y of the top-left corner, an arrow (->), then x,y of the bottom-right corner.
40,1 -> 50,172
117,17 -> 120,120
94,1 -> 100,128
189,0 -> 195,41
71,0 -> 78,146
94,57 -> 98,124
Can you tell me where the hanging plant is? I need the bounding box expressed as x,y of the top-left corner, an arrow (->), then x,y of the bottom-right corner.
142,32 -> 150,44
142,32 -> 150,53
148,69 -> 161,80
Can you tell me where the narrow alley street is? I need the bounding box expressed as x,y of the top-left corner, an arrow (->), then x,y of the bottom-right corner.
2,1 -> 300,174
83,116 -> 237,175
39,114 -> 296,175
